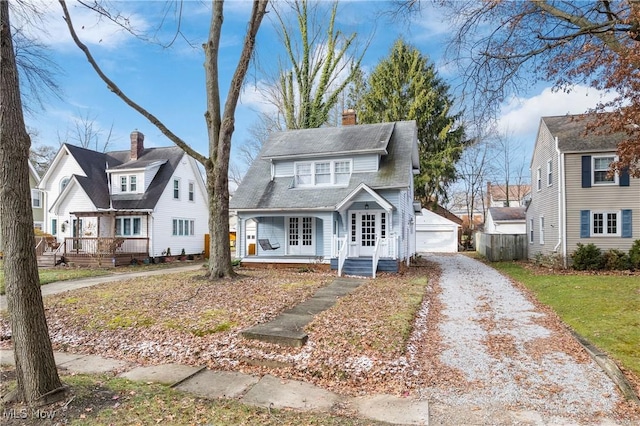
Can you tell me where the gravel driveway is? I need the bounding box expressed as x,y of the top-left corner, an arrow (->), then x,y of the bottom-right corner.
420,254 -> 637,425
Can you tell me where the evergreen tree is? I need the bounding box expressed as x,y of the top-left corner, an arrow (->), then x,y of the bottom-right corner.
358,39 -> 465,206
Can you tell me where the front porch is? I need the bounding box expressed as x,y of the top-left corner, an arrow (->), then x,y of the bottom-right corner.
37,236 -> 149,267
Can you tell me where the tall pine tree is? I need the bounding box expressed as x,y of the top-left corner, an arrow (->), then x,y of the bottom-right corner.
357,39 -> 465,206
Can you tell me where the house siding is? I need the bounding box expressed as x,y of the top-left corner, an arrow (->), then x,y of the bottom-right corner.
151,157 -> 208,257
565,152 -> 640,255
526,122 -> 560,259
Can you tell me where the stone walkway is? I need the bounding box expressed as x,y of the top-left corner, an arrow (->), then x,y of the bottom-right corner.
0,349 -> 430,425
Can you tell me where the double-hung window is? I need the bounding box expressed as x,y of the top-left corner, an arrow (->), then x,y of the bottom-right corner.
314,162 -> 331,184
295,163 -> 313,186
129,176 -> 137,192
334,161 -> 351,184
31,189 -> 41,208
593,156 -> 616,185
173,179 -> 180,199
546,160 -> 552,186
188,181 -> 195,202
536,167 -> 542,191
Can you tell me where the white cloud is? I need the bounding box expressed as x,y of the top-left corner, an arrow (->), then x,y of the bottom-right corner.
18,1 -> 150,51
497,85 -> 617,139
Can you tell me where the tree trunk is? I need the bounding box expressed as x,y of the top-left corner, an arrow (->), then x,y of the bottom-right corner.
0,1 -> 63,404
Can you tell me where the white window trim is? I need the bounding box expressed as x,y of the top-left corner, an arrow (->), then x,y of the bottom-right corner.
546,159 -> 552,187
536,167 -> 542,191
59,177 -> 70,193
31,189 -> 42,208
115,217 -> 142,236
173,178 -> 181,200
529,218 -> 534,244
294,159 -> 352,187
188,181 -> 195,202
539,216 -> 545,245
172,218 -> 195,236
590,210 -> 621,237
129,175 -> 137,192
592,155 -> 618,186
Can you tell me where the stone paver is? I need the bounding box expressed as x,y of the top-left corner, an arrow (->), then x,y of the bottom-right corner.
56,353 -> 128,374
175,370 -> 259,399
120,364 -> 204,386
351,394 -> 430,425
242,374 -> 342,412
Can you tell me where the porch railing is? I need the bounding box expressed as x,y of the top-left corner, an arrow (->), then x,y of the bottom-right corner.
63,237 -> 149,256
337,236 -> 348,277
331,235 -> 399,260
372,236 -> 381,278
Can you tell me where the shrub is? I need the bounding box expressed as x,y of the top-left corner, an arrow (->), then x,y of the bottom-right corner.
603,249 -> 630,270
629,240 -> 640,271
571,243 -> 604,271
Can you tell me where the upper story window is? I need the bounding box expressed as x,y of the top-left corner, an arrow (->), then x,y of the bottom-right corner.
188,181 -> 195,202
546,160 -> 552,186
593,156 -> 616,185
173,178 -> 180,199
536,167 -> 542,191
119,175 -> 138,193
60,177 -> 70,193
31,189 -> 42,208
295,160 -> 352,187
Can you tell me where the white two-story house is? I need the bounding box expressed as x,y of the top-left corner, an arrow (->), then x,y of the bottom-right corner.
37,130 -> 208,265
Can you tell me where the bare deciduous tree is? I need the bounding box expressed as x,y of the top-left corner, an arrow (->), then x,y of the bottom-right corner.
59,0 -> 269,279
0,0 -> 64,405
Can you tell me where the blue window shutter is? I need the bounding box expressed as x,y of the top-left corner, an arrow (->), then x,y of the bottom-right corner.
619,167 -> 630,187
581,156 -> 591,188
621,209 -> 632,238
580,210 -> 590,238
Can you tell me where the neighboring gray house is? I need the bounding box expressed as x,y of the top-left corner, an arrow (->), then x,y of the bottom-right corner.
230,113 -> 420,277
526,114 -> 639,265
485,207 -> 526,235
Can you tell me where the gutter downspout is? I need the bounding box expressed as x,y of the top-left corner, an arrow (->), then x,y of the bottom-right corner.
553,137 -> 566,267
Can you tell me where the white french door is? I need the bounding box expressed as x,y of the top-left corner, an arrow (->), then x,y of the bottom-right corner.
350,211 -> 387,257
287,217 -> 315,255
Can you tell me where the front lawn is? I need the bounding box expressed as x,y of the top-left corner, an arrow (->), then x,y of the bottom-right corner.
0,368 -> 386,426
0,260 -> 111,295
490,261 -> 640,379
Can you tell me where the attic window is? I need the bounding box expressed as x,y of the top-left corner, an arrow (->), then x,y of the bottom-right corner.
294,160 -> 351,187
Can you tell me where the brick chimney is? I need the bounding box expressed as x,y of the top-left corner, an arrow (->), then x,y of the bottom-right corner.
342,109 -> 357,126
130,130 -> 144,160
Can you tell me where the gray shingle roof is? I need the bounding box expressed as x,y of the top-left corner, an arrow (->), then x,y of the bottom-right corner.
542,114 -> 627,152
64,143 -> 184,211
489,207 -> 526,221
260,122 -> 395,159
231,121 -> 417,210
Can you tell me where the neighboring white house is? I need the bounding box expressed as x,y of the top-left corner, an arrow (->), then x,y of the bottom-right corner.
230,110 -> 420,277
485,207 -> 526,234
36,130 -> 208,265
415,208 -> 459,252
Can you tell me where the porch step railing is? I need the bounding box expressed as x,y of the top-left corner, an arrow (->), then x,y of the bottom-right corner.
331,235 -> 399,259
337,236 -> 348,277
372,236 -> 381,278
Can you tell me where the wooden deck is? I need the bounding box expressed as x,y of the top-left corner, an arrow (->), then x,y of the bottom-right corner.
37,236 -> 150,267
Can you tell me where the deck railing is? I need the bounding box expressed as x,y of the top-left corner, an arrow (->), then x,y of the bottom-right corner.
337,236 -> 348,277
64,237 -> 149,256
372,236 -> 381,278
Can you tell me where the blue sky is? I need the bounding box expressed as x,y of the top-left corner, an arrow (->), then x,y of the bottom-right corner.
19,1 -> 613,178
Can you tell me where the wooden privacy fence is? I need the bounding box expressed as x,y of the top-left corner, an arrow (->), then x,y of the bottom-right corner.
475,232 -> 528,261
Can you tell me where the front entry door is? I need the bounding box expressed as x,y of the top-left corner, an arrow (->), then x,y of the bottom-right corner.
350,211 -> 386,257
287,217 -> 315,256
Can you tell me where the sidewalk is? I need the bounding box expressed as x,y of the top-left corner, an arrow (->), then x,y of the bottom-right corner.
0,349 -> 430,425
0,263 -> 203,311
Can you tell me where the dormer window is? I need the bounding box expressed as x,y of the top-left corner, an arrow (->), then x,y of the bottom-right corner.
295,160 -> 351,187
119,175 -> 138,193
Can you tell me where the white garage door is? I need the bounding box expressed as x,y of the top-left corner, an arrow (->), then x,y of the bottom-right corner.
416,229 -> 456,253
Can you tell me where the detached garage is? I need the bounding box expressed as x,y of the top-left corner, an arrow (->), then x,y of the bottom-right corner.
415,208 -> 460,253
